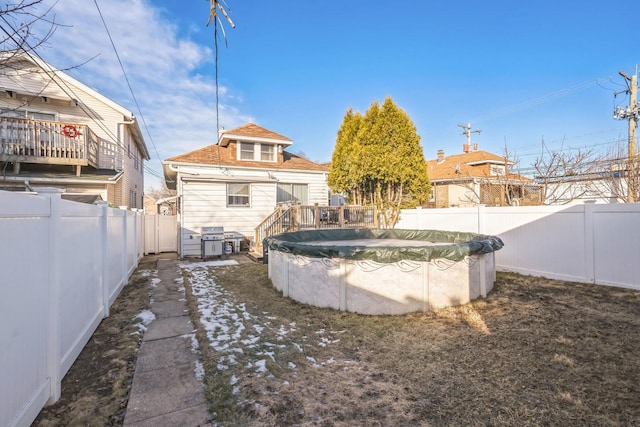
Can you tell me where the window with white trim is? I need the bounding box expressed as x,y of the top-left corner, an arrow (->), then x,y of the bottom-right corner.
277,183 -> 308,205
239,142 -> 254,160
0,108 -> 56,121
490,165 -> 506,176
237,141 -> 278,162
261,144 -> 275,161
227,183 -> 250,206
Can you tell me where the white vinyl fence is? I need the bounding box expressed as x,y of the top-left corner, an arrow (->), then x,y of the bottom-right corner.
0,190 -> 144,427
396,203 -> 640,290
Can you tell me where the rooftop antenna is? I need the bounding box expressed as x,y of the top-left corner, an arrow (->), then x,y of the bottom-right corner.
206,0 -> 235,167
458,122 -> 481,152
207,0 -> 235,44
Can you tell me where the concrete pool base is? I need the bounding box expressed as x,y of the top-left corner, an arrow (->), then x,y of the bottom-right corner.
267,249 -> 497,316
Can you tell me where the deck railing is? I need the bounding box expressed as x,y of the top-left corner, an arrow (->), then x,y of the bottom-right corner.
0,117 -> 122,170
254,203 -> 379,253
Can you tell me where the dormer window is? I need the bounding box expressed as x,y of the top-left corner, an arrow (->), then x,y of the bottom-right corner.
240,142 -> 254,160
490,165 -> 505,176
237,141 -> 277,162
261,144 -> 274,161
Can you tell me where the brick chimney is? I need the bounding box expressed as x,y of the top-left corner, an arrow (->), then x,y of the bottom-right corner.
437,150 -> 445,163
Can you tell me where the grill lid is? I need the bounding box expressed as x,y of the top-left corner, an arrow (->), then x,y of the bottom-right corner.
202,226 -> 224,235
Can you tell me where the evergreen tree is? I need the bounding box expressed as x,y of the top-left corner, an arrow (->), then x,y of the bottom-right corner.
328,97 -> 431,227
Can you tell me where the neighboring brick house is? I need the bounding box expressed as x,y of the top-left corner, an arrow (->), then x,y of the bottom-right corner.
163,123 -> 329,257
426,148 -> 541,207
0,51 -> 149,208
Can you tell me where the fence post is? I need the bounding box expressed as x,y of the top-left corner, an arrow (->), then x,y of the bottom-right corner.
583,201 -> 596,283
119,207 -> 128,291
314,203 -> 320,229
132,210 -> 138,266
41,188 -> 63,404
373,205 -> 379,229
98,202 -> 110,317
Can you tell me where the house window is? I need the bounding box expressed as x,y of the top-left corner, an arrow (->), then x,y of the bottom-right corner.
277,183 -> 308,205
227,183 -> 250,206
0,108 -> 56,121
490,165 -> 505,176
240,142 -> 254,160
261,144 -> 275,161
134,152 -> 139,170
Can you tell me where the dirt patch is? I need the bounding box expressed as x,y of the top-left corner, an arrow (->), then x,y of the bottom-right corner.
33,258 -> 155,427
183,263 -> 640,426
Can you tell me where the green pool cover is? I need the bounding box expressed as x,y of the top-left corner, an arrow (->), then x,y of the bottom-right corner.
264,229 -> 504,263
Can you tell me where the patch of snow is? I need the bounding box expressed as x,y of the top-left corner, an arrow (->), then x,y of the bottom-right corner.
194,360 -> 205,380
179,260 -> 238,269
288,362 -> 297,369
132,309 -> 155,332
150,278 -> 161,287
255,359 -> 268,373
306,356 -> 323,368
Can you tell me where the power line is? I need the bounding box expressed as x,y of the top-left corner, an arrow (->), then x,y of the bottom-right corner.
471,79 -> 601,124
92,0 -> 161,163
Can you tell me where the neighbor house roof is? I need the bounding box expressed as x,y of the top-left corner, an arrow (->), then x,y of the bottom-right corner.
427,150 -> 527,181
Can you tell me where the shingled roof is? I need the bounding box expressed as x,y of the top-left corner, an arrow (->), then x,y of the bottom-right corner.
427,150 -> 512,180
165,143 -> 328,172
219,123 -> 293,146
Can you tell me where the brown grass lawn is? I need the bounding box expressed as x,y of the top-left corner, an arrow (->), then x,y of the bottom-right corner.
33,257 -> 640,426
184,262 -> 640,426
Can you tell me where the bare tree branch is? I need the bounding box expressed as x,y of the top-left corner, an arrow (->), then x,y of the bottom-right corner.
533,137 -> 602,204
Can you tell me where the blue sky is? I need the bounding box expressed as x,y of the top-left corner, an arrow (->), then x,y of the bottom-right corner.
32,0 -> 638,189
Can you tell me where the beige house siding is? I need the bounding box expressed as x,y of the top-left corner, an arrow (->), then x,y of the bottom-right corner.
0,56 -> 148,208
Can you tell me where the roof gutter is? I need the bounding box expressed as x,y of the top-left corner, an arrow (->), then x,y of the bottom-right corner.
0,171 -> 124,185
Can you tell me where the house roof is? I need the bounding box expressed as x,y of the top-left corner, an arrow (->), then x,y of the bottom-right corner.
427,150 -> 526,181
219,123 -> 293,147
165,143 -> 328,172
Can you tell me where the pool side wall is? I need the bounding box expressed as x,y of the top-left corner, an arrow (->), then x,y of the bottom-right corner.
267,250 -> 496,315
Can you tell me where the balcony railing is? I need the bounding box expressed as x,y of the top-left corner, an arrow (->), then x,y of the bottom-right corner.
0,117 -> 122,171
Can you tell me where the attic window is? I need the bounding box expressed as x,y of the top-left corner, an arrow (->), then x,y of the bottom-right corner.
261,144 -> 274,161
490,165 -> 505,176
240,142 -> 254,160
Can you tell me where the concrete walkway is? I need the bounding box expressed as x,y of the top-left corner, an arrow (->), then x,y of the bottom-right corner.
124,253 -> 210,427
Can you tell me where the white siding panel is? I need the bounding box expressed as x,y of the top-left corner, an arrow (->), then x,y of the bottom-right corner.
177,168 -> 328,257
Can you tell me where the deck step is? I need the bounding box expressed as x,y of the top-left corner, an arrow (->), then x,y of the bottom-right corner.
246,250 -> 263,263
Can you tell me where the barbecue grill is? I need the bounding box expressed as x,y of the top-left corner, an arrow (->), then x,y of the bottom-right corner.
201,226 -> 224,258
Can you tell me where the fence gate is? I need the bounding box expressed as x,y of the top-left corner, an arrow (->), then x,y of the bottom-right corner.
144,215 -> 178,254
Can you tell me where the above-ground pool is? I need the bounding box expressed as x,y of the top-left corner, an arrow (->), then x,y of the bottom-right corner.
264,229 -> 504,315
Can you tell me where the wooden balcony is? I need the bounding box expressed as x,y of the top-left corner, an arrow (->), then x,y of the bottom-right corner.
0,117 -> 122,173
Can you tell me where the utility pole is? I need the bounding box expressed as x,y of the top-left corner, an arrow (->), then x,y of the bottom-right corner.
458,122 -> 481,152
613,69 -> 639,202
